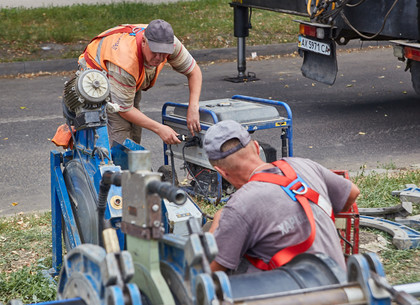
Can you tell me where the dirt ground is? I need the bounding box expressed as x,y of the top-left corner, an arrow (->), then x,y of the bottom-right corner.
0,42 -> 86,63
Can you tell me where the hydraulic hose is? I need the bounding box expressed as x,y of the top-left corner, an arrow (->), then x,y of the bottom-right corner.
98,171 -> 122,247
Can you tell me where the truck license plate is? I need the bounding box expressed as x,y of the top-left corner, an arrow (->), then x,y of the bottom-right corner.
298,36 -> 331,56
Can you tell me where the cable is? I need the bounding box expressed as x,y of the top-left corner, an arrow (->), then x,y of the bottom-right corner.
248,7 -> 253,30
92,146 -> 111,163
169,144 -> 177,186
194,168 -> 212,178
339,0 -> 400,40
181,142 -> 216,208
346,0 -> 366,8
316,0 -> 353,23
307,0 -> 314,16
181,145 -> 207,197
336,229 -> 354,249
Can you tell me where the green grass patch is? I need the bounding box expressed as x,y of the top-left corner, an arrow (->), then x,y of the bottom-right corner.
0,213 -> 56,303
0,263 -> 57,303
354,169 -> 420,211
0,213 -> 52,273
0,0 -> 300,62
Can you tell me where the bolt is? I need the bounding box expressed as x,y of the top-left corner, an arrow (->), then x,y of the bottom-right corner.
152,204 -> 159,212
154,220 -> 161,227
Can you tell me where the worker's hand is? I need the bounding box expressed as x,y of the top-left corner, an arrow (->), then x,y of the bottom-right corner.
187,106 -> 201,136
157,124 -> 182,145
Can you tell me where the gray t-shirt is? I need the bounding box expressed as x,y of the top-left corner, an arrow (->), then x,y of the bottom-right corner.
213,157 -> 352,272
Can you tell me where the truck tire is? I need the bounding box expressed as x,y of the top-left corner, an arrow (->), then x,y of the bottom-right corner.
410,60 -> 420,95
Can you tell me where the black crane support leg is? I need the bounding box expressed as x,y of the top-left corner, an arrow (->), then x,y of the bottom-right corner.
234,5 -> 248,78
224,5 -> 258,83
237,37 -> 246,78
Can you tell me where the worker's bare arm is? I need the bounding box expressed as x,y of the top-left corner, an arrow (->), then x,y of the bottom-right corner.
210,260 -> 228,272
208,209 -> 223,234
341,182 -> 360,212
186,64 -> 202,136
119,108 -> 181,145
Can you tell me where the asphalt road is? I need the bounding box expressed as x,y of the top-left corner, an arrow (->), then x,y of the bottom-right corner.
1,46 -> 419,216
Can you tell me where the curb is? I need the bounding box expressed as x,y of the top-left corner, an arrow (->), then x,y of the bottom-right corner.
0,40 -> 391,76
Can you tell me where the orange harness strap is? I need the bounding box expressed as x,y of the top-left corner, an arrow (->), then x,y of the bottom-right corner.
245,160 -> 322,270
83,25 -> 144,75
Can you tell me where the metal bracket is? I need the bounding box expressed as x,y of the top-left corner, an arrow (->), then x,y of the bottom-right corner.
224,71 -> 259,83
395,215 -> 420,230
360,215 -> 420,249
392,184 -> 420,204
358,202 -> 412,219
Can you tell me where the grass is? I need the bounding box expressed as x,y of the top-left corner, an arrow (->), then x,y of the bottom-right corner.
354,169 -> 420,212
0,0 -> 300,62
1,168 -> 419,303
0,213 -> 56,303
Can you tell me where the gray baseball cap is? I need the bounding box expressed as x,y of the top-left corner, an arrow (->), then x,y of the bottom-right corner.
145,19 -> 175,54
204,120 -> 251,161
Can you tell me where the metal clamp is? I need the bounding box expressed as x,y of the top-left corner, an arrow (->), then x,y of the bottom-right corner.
281,175 -> 308,201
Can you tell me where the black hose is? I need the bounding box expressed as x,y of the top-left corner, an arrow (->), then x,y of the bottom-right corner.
169,145 -> 176,186
97,171 -> 122,247
97,180 -> 111,247
101,171 -> 122,186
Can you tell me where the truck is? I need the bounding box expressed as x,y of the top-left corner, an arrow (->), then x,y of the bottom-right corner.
229,0 -> 420,95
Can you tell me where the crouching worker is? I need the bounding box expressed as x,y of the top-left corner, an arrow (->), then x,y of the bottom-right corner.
203,120 -> 360,274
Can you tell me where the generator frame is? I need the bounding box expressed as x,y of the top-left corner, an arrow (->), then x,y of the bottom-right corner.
162,95 -> 293,203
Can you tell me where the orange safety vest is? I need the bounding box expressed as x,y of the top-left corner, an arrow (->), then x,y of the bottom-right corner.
245,160 -> 335,270
79,24 -> 167,91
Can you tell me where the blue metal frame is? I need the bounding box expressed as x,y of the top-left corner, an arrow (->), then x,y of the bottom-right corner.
161,95 -> 293,202
50,126 -> 126,275
231,95 -> 293,156
347,253 -> 392,305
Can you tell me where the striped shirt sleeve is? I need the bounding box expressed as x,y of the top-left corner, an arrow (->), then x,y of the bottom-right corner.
168,36 -> 197,75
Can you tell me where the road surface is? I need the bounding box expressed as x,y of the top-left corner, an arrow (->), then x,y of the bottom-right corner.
0,46 -> 419,216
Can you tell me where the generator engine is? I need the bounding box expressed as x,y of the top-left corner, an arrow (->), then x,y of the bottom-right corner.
63,69 -> 110,130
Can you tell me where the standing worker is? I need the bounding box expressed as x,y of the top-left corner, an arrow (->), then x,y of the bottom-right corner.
79,19 -> 202,145
203,120 -> 360,273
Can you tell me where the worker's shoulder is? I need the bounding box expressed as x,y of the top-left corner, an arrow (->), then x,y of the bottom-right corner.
282,157 -> 332,182
282,156 -> 322,169
234,179 -> 285,202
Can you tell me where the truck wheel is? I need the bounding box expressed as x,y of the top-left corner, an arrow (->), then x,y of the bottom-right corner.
410,60 -> 420,95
